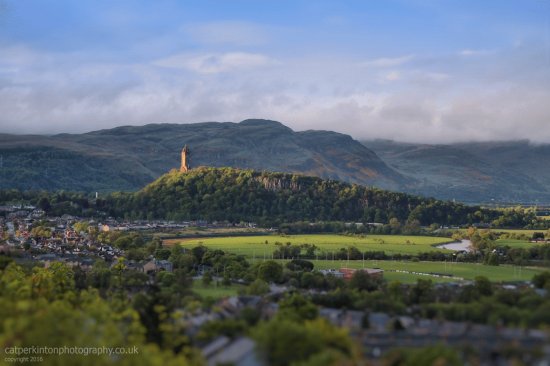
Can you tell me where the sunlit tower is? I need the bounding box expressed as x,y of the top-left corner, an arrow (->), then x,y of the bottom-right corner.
180,145 -> 190,172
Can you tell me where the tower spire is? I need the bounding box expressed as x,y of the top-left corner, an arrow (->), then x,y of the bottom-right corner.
180,145 -> 190,172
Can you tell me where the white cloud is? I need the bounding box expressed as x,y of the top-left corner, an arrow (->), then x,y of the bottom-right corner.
361,54 -> 414,68
458,49 -> 492,57
154,52 -> 275,73
183,21 -> 269,46
384,71 -> 400,81
1,44 -> 549,144
459,49 -> 479,56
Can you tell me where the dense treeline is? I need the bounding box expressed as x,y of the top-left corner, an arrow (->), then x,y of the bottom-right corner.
105,168 -> 505,225
0,167 -> 544,228
0,189 -> 98,216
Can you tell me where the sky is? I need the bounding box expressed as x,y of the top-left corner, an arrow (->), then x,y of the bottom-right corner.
0,0 -> 549,143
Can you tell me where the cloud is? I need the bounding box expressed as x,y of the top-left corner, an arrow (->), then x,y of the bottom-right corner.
458,49 -> 493,57
361,55 -> 415,68
384,71 -> 400,81
183,21 -> 269,46
154,52 -> 275,73
0,42 -> 549,144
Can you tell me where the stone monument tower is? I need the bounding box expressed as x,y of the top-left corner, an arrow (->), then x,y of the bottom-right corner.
180,145 -> 190,172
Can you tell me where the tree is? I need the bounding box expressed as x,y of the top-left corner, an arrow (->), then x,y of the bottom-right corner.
88,261 -> 112,292
485,252 -> 500,266
202,271 -> 212,287
252,318 -> 355,366
222,274 -> 231,287
73,221 -> 89,233
257,260 -> 283,283
349,270 -> 381,292
30,225 -> 52,239
403,219 -> 421,234
197,319 -> 247,343
384,345 -> 462,366
408,279 -> 434,304
245,279 -> 269,295
0,255 -> 13,270
286,259 -> 314,272
277,294 -> 318,322
389,217 -> 401,232
0,263 -> 196,365
38,196 -> 51,212
154,248 -> 171,260
532,271 -> 550,289
474,276 -> 493,296
112,257 -> 127,294
191,245 -> 207,263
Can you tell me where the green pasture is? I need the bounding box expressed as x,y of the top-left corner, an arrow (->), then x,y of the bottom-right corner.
192,281 -> 242,299
169,234 -> 452,257
304,259 -> 545,283
495,239 -> 537,248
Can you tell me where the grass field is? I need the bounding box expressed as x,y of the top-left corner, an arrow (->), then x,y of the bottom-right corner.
168,234 -> 547,284
495,239 -> 537,248
192,281 -> 242,299
166,234 -> 452,257
300,259 -> 546,283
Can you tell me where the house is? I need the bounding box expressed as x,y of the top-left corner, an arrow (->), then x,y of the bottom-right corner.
98,224 -> 110,232
319,308 -> 367,330
142,259 -> 173,274
339,267 -> 384,280
318,269 -> 345,278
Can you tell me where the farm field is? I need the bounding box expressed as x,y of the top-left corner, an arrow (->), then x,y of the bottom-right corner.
302,259 -> 545,283
167,234 -> 452,257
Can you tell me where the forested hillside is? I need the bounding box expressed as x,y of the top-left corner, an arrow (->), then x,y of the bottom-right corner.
104,167 -> 507,226
0,167 -> 541,228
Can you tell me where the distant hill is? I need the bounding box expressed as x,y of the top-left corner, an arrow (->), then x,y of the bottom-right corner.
0,119 -> 406,192
1,119 -> 549,203
363,140 -> 550,203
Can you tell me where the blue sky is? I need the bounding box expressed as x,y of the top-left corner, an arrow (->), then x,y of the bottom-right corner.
0,0 -> 549,142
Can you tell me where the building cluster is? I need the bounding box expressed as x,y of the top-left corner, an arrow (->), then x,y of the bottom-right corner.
182,292 -> 550,366
0,214 -> 121,262
0,205 -> 253,257
321,308 -> 550,364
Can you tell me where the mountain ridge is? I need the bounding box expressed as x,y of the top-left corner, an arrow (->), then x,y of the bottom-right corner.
1,119 -> 549,203
363,139 -> 550,203
0,119 -> 407,193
